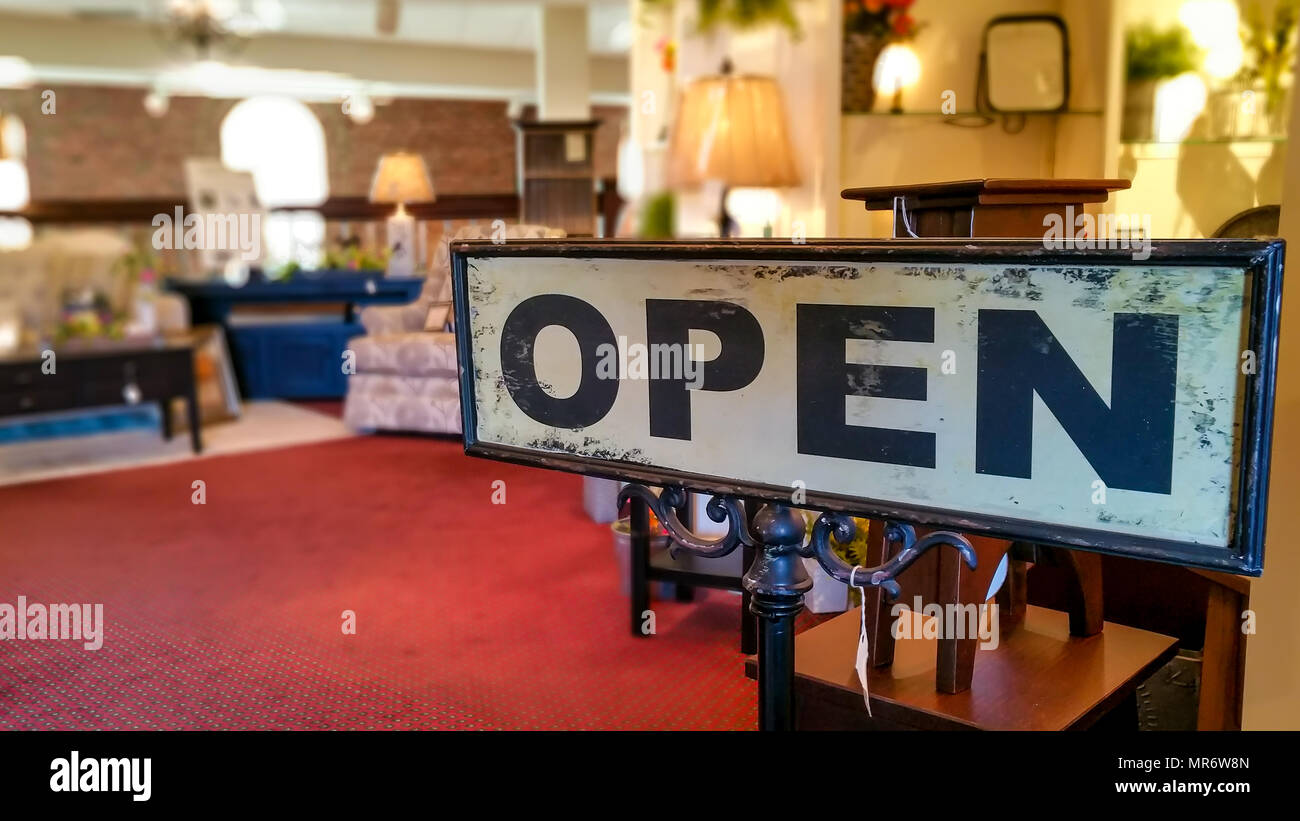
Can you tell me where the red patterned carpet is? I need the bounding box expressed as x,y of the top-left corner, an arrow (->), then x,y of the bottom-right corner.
0,433 -> 775,730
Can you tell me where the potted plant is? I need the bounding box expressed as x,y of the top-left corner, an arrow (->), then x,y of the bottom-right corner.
798,510 -> 877,613
1124,23 -> 1200,141
1237,0 -> 1300,136
842,0 -> 923,113
642,0 -> 802,36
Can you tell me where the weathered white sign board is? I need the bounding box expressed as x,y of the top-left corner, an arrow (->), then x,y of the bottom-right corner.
452,240 -> 1282,574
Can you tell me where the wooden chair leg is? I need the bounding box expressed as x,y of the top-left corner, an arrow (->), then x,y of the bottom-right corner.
1198,584 -> 1246,731
1063,550 -> 1105,637
995,554 -> 1030,637
1032,545 -> 1104,637
864,519 -> 898,668
936,543 -> 981,694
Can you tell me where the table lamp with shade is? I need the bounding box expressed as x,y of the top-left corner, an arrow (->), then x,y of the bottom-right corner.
369,151 -> 434,276
667,60 -> 800,237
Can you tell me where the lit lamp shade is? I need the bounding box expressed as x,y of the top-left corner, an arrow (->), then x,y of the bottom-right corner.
369,152 -> 434,277
873,44 -> 921,96
369,152 -> 435,205
668,73 -> 800,189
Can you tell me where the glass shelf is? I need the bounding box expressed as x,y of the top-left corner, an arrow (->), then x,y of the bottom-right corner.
844,109 -> 1103,117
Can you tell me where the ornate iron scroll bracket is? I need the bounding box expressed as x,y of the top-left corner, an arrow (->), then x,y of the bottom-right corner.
804,514 -> 978,599
616,485 -> 752,559
616,485 -> 978,732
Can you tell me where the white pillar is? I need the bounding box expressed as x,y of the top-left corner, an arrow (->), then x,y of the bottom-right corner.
537,3 -> 590,121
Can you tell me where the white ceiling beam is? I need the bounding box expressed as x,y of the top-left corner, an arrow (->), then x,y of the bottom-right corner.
0,11 -> 628,103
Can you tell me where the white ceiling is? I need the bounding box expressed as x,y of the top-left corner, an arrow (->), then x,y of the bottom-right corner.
0,0 -> 633,55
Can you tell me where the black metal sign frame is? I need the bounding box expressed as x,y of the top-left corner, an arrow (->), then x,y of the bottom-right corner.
452,238 -> 1283,576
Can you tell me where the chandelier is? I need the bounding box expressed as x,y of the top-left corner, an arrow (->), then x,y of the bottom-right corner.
159,0 -> 285,58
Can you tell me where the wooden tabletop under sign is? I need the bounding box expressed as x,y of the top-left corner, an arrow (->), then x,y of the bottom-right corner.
745,605 -> 1177,731
841,178 -> 1132,210
839,178 -> 1133,239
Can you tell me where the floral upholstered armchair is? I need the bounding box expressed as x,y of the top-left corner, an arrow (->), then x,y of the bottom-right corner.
342,223 -> 564,434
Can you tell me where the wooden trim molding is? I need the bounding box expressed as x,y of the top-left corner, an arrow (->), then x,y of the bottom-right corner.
2,193 -> 522,224
317,194 -> 520,221
4,180 -> 624,234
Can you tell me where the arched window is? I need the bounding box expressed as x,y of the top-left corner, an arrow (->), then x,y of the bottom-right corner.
220,96 -> 328,270
0,111 -> 32,250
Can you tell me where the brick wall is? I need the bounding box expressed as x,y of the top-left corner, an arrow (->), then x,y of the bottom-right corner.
0,84 -> 626,201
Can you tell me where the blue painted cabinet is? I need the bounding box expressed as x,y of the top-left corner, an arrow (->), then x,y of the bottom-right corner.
226,320 -> 364,398
168,273 -> 422,399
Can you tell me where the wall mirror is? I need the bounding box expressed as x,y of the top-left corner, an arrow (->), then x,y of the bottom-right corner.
983,15 -> 1070,113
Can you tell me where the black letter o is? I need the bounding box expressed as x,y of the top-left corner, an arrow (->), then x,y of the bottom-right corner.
500,294 -> 618,429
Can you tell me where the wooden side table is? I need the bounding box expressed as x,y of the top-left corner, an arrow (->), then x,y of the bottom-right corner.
627,492 -> 758,654
745,605 -> 1177,730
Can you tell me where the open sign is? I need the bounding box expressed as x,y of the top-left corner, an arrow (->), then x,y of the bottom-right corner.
452,239 -> 1282,575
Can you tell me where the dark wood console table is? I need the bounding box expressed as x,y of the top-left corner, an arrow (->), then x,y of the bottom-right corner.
0,339 -> 200,453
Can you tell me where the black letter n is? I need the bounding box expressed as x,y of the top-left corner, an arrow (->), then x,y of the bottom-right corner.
976,310 -> 1178,493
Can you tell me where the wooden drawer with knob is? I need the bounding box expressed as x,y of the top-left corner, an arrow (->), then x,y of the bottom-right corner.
0,341 -> 201,452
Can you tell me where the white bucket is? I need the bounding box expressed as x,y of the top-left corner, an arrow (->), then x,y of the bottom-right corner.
802,556 -> 849,614
611,517 -> 679,597
583,476 -> 623,523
